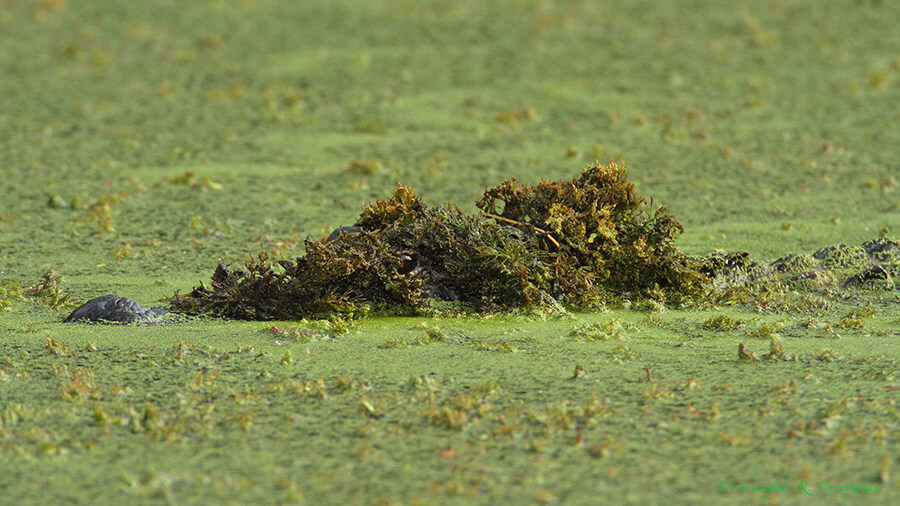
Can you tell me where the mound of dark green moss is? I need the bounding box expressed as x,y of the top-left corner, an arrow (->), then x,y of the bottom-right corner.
168,162 -> 706,320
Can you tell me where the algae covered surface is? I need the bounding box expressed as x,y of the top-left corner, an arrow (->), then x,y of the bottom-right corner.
2,0 -> 900,504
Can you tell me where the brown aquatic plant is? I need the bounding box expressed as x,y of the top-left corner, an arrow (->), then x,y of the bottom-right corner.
169,162 -> 706,320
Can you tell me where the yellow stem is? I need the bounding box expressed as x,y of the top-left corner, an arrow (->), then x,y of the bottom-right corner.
482,212 -> 561,249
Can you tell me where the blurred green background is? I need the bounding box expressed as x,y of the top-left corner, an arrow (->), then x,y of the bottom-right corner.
2,0 -> 898,298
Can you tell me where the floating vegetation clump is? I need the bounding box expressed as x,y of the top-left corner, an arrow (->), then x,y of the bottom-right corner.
696,236 -> 900,315
166,161 -> 900,321
169,162 -> 706,320
700,238 -> 900,293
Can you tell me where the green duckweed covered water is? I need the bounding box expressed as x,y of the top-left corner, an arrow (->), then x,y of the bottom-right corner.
2,1 -> 899,504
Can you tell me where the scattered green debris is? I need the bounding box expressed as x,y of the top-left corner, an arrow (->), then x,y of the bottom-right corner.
24,268 -> 72,310
738,342 -> 759,363
763,337 -> 789,361
378,326 -> 452,348
43,338 -> 69,357
836,317 -> 866,330
166,171 -> 223,191
475,341 -> 515,352
570,319 -> 630,341
702,314 -> 744,331
342,159 -> 386,176
0,282 -> 24,311
748,322 -> 780,339
266,326 -> 330,342
811,349 -> 843,362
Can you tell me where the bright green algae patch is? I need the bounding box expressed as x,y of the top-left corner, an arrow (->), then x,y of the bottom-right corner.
1,311 -> 898,504
3,0 -> 900,504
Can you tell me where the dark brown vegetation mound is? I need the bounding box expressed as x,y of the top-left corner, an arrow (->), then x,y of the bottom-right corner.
168,162 -> 706,320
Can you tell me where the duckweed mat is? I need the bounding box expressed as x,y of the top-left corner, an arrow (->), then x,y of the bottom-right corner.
2,1 -> 900,504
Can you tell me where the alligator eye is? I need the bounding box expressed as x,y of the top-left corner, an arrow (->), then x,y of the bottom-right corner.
398,254 -> 418,275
